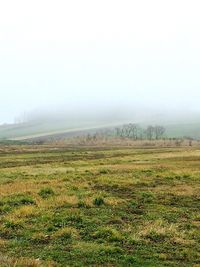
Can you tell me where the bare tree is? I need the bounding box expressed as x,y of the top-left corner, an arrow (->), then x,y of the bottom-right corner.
113,124 -> 166,140
145,125 -> 154,140
129,123 -> 139,139
154,125 -> 165,139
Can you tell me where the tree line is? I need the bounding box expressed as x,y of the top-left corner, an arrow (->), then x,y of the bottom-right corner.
70,124 -> 167,144
114,124 -> 166,140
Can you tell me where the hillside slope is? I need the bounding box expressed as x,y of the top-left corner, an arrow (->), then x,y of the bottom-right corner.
1,120 -> 200,141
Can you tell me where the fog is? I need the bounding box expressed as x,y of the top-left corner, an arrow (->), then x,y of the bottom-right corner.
1,0 -> 200,125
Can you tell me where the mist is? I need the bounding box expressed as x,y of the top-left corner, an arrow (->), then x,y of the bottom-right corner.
16,104 -> 200,129
1,0 -> 200,125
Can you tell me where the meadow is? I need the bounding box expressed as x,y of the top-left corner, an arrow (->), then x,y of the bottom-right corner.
0,144 -> 199,266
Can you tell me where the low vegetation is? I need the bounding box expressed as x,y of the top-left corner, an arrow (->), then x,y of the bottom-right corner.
0,145 -> 199,266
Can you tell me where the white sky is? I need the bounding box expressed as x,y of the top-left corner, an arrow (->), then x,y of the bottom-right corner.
0,0 -> 200,123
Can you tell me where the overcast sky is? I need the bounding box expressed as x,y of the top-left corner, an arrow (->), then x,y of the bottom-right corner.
0,0 -> 200,123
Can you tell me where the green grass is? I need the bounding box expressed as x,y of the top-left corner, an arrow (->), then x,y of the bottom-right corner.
0,145 -> 199,266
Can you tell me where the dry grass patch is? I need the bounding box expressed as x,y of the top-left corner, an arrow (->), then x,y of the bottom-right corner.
0,254 -> 50,267
138,219 -> 186,242
171,184 -> 200,196
40,195 -> 79,209
0,181 -> 38,197
10,206 -> 37,219
153,184 -> 197,196
0,238 -> 8,248
106,196 -> 126,206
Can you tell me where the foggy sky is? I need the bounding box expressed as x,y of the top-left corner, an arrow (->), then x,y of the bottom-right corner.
1,0 -> 200,124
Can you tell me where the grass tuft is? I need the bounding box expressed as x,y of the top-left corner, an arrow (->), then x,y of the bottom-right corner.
38,187 -> 55,199
93,197 -> 105,206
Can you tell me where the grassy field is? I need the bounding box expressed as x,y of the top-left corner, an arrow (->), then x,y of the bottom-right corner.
0,145 -> 199,266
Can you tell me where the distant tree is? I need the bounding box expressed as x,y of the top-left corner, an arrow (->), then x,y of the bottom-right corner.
154,125 -> 165,139
124,124 -> 133,137
113,124 -> 166,140
145,125 -> 154,140
129,123 -> 139,139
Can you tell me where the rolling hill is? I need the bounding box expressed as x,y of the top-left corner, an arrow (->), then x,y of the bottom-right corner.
0,119 -> 200,142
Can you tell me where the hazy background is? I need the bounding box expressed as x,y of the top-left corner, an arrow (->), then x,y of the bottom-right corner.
1,0 -> 200,124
